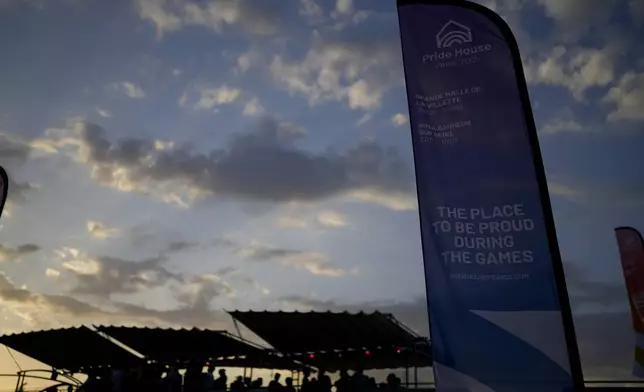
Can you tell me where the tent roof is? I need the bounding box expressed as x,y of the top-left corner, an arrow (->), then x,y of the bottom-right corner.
0,326 -> 141,371
228,311 -> 423,353
94,326 -> 288,366
228,311 -> 431,371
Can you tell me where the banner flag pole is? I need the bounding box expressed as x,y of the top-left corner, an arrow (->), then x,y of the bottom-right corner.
0,166 -> 8,220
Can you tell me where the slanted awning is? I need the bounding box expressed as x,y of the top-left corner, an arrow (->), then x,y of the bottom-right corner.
228,311 -> 421,352
227,311 -> 431,371
95,326 -> 293,367
0,326 -> 141,371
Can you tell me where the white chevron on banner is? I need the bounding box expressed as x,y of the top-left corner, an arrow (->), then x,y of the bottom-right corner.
434,362 -> 497,392
471,310 -> 571,373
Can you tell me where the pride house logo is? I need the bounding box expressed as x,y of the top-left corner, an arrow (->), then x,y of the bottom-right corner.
436,20 -> 472,48
422,20 -> 493,64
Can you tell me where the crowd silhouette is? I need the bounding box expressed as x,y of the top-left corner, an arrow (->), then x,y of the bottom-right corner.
74,365 -> 405,392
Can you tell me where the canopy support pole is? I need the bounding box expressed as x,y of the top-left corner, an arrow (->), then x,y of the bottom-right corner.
405,366 -> 409,388
14,372 -> 22,392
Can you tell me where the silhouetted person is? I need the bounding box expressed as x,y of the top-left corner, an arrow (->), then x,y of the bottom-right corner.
317,370 -> 331,392
184,363 -> 203,392
308,377 -> 318,392
139,366 -> 162,391
269,374 -> 283,392
251,377 -> 264,390
351,369 -> 368,392
127,367 -> 145,392
386,374 -> 401,390
367,377 -> 377,391
111,367 -> 124,392
244,377 -> 252,390
231,376 -> 245,392
300,369 -> 311,392
285,377 -> 296,392
165,366 -> 182,392
334,370 -> 350,392
202,364 -> 216,391
214,369 -> 228,391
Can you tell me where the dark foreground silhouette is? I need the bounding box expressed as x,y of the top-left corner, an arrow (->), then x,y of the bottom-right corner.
75,365 -> 405,392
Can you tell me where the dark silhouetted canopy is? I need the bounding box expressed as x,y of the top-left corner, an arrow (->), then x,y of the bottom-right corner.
228,311 -> 431,371
94,326 -> 263,363
0,326 -> 141,371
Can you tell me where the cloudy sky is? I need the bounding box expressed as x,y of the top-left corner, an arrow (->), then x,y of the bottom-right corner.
0,0 -> 643,388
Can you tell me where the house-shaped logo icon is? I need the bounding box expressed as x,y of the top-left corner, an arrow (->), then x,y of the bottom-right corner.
436,20 -> 473,49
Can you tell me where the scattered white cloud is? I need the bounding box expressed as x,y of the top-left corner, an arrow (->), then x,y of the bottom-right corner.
0,269 -> 236,333
548,181 -> 584,200
299,0 -> 323,20
238,245 -> 347,277
316,210 -> 348,228
62,259 -> 100,276
243,97 -> 266,116
136,0 -> 280,39
525,46 -> 614,100
277,210 -> 349,230
355,113 -> 372,126
391,113 -> 408,127
0,244 -> 40,263
233,49 -> 264,75
277,215 -> 310,229
335,0 -> 353,15
603,71 -> 644,122
137,0 -> 182,39
347,79 -> 382,110
56,247 -> 181,297
194,85 -> 242,111
114,82 -> 146,99
96,108 -> 112,118
236,55 -> 252,74
349,188 -> 417,211
270,29 -> 401,111
172,68 -> 182,76
154,140 -> 175,151
547,179 -> 644,207
540,118 -> 584,134
86,221 -> 121,239
537,0 -> 621,39
32,119 -> 414,210
45,268 -> 60,278
281,252 -> 353,277
178,92 -> 188,107
237,242 -> 350,277
174,274 -> 236,309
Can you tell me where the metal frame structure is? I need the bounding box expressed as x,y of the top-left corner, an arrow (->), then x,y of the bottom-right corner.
0,369 -> 83,392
